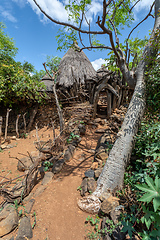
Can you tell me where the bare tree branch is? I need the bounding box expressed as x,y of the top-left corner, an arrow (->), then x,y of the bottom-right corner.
81,45 -> 113,51
33,0 -> 106,35
125,2 -> 155,60
43,63 -> 64,132
97,0 -> 120,60
129,0 -> 141,13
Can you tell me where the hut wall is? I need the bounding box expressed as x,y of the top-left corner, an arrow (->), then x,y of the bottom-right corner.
0,99 -> 58,136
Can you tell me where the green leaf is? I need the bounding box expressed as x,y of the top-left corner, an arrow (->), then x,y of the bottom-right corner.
153,196 -> 160,212
136,175 -> 160,212
138,192 -> 156,203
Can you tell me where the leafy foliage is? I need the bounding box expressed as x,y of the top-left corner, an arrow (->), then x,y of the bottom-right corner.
121,119 -> 160,238
0,22 -> 46,106
56,27 -> 78,52
0,22 -> 17,58
46,55 -> 61,73
145,56 -> 160,114
136,175 -> 160,212
105,0 -> 134,35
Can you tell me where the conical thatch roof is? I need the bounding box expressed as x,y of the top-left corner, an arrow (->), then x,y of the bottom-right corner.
56,48 -> 96,88
41,74 -> 53,92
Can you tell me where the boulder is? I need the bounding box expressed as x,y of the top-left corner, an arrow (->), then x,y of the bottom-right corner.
25,199 -> 35,214
41,172 -> 53,185
84,169 -> 95,178
0,204 -> 18,237
81,178 -> 88,196
63,145 -> 76,162
16,216 -> 33,240
87,178 -> 97,193
90,162 -> 98,170
52,158 -> 65,174
94,168 -> 103,178
17,157 -> 32,172
100,196 -> 119,214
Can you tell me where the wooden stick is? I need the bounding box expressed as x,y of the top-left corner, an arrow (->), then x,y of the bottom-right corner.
23,113 -> 27,134
43,62 -> 64,133
27,151 -> 34,164
0,116 -> 2,145
9,156 -> 26,168
27,104 -> 38,131
5,109 -> 12,141
35,123 -> 41,148
50,118 -> 56,140
16,114 -> 21,138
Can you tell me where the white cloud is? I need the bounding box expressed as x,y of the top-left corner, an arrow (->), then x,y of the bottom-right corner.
12,0 -> 26,8
27,0 -> 103,25
91,58 -> 108,71
86,0 -> 102,23
0,6 -> 17,22
134,0 -> 154,12
27,0 -> 68,22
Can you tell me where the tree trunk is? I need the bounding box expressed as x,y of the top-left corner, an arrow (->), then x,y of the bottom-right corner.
78,0 -> 160,213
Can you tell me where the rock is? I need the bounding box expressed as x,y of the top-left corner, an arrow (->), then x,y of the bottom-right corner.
100,192 -> 112,202
96,149 -> 108,161
94,168 -> 103,178
10,136 -> 16,140
63,145 -> 76,162
25,199 -> 35,214
110,208 -> 121,225
95,128 -> 106,133
52,158 -> 65,174
77,195 -> 101,214
87,178 -> 97,193
0,144 -> 7,150
41,172 -> 53,185
0,204 -> 18,237
1,144 -> 17,149
78,124 -> 86,135
84,169 -> 95,178
16,216 -> 33,240
34,185 -> 46,197
94,118 -> 105,125
90,162 -> 98,170
100,196 -> 119,214
94,118 -> 102,123
81,178 -> 88,196
17,157 -> 32,172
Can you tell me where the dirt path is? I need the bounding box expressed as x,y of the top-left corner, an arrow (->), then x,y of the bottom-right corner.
0,125 -> 100,240
0,102 -> 126,240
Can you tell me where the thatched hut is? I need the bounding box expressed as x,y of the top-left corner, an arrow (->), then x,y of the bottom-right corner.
56,48 -> 96,98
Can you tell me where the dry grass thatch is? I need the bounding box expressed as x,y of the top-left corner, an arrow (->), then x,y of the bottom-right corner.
56,48 -> 96,88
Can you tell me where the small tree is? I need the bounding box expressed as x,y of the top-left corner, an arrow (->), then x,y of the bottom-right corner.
0,22 -> 45,106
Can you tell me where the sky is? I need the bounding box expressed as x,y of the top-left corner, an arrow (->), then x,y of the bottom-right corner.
0,0 -> 155,71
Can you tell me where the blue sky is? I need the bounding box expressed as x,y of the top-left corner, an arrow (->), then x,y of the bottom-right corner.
0,0 -> 155,71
